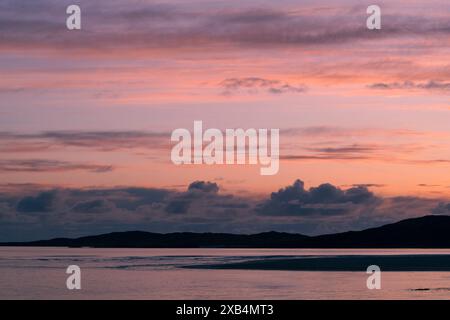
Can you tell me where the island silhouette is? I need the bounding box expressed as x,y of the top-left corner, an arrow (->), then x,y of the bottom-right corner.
2,215 -> 449,248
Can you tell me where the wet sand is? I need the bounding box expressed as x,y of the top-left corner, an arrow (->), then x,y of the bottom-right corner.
186,254 -> 450,271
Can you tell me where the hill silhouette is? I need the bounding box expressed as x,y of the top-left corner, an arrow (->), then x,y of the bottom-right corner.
1,215 -> 449,248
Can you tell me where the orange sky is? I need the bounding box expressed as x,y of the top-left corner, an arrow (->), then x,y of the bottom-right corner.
2,0 -> 450,198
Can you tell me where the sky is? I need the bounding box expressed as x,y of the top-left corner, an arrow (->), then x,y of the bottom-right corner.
1,0 -> 450,241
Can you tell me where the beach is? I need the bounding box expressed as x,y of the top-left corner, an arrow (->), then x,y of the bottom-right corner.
1,247 -> 449,299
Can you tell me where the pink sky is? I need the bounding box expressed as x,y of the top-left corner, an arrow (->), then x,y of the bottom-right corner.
2,0 -> 450,196
4,0 -> 450,240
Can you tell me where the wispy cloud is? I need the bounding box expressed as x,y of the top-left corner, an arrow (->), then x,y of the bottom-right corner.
0,131 -> 169,152
368,80 -> 450,93
220,77 -> 307,95
1,128 -> 448,168
3,1 -> 450,54
0,159 -> 113,173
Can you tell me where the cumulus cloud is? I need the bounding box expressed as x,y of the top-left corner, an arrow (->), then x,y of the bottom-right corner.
257,179 -> 380,216
0,179 -> 447,241
187,181 -> 219,193
164,181 -> 240,215
16,190 -> 56,213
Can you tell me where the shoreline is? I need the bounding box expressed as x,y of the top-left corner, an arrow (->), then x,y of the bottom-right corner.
184,254 -> 450,271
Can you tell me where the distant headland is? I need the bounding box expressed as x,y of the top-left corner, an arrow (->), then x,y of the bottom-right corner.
1,215 -> 449,248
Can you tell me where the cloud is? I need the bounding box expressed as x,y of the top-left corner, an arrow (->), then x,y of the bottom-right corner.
187,181 -> 219,193
350,184 -> 385,188
281,155 -> 370,161
0,179 -> 446,241
257,179 -> 380,216
164,181 -> 237,214
9,2 -> 450,54
38,131 -> 168,150
417,184 -> 441,187
280,136 -> 447,164
0,159 -> 113,173
220,77 -> 307,95
71,199 -> 113,214
294,144 -> 382,160
0,87 -> 27,94
0,131 -> 168,153
281,154 -> 450,165
71,187 -> 170,211
305,145 -> 379,154
368,80 -> 450,92
2,0 -> 450,104
165,200 -> 191,214
16,190 -> 56,213
432,202 -> 450,215
282,127 -> 429,138
0,128 -> 438,162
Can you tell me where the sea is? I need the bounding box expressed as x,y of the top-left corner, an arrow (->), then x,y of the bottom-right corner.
0,247 -> 449,299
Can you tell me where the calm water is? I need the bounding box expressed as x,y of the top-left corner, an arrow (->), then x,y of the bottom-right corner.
0,247 -> 449,299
